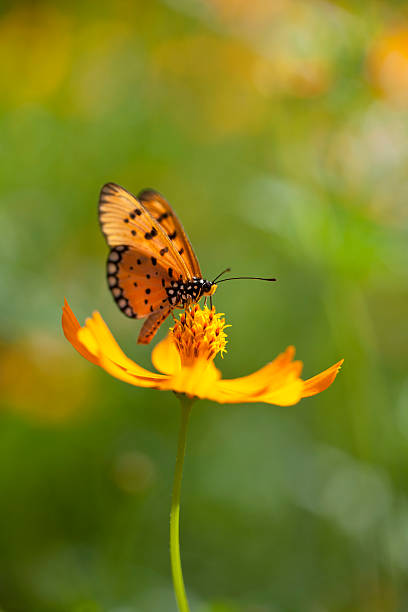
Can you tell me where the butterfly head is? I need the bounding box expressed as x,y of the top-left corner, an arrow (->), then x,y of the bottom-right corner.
201,279 -> 217,297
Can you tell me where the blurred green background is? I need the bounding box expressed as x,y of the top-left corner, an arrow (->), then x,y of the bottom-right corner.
1,1 -> 408,610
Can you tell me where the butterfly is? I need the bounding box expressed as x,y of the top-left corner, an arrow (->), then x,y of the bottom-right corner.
98,183 -> 218,344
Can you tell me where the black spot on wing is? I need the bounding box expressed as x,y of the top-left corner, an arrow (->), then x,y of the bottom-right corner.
144,227 -> 158,240
157,212 -> 170,222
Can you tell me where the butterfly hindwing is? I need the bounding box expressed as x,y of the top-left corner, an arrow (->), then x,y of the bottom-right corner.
107,246 -> 173,320
138,189 -> 201,278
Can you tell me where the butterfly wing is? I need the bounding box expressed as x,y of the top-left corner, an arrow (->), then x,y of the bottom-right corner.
99,183 -> 191,279
138,189 -> 202,278
107,246 -> 174,343
106,246 -> 168,316
100,183 -> 199,343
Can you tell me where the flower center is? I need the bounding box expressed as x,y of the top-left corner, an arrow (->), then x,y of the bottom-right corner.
171,304 -> 229,366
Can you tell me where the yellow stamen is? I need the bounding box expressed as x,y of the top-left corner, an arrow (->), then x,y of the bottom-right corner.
171,304 -> 229,366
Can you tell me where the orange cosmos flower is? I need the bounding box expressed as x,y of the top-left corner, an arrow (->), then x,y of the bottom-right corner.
62,299 -> 343,406
62,297 -> 343,612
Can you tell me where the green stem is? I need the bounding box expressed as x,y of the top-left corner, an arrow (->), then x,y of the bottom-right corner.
170,394 -> 194,612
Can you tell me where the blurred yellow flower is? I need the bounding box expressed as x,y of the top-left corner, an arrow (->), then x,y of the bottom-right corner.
368,26 -> 408,106
62,300 -> 343,406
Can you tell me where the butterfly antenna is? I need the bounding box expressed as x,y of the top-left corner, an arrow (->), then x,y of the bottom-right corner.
212,267 -> 231,283
216,276 -> 277,283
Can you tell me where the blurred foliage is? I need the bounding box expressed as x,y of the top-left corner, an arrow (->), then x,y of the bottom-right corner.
1,1 -> 408,610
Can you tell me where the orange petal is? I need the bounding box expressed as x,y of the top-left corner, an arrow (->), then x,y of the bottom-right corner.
302,359 -> 344,398
151,334 -> 181,375
82,311 -> 158,377
98,352 -> 165,388
62,299 -> 99,366
216,347 -> 298,395
205,349 -> 343,406
255,378 -> 303,406
208,347 -> 304,405
62,301 -> 167,386
161,359 -> 221,398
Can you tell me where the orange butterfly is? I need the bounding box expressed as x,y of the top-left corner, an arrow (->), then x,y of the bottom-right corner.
99,183 -> 218,344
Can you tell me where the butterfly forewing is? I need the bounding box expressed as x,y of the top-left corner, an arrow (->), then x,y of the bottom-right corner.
99,183 -> 190,278
138,189 -> 202,278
